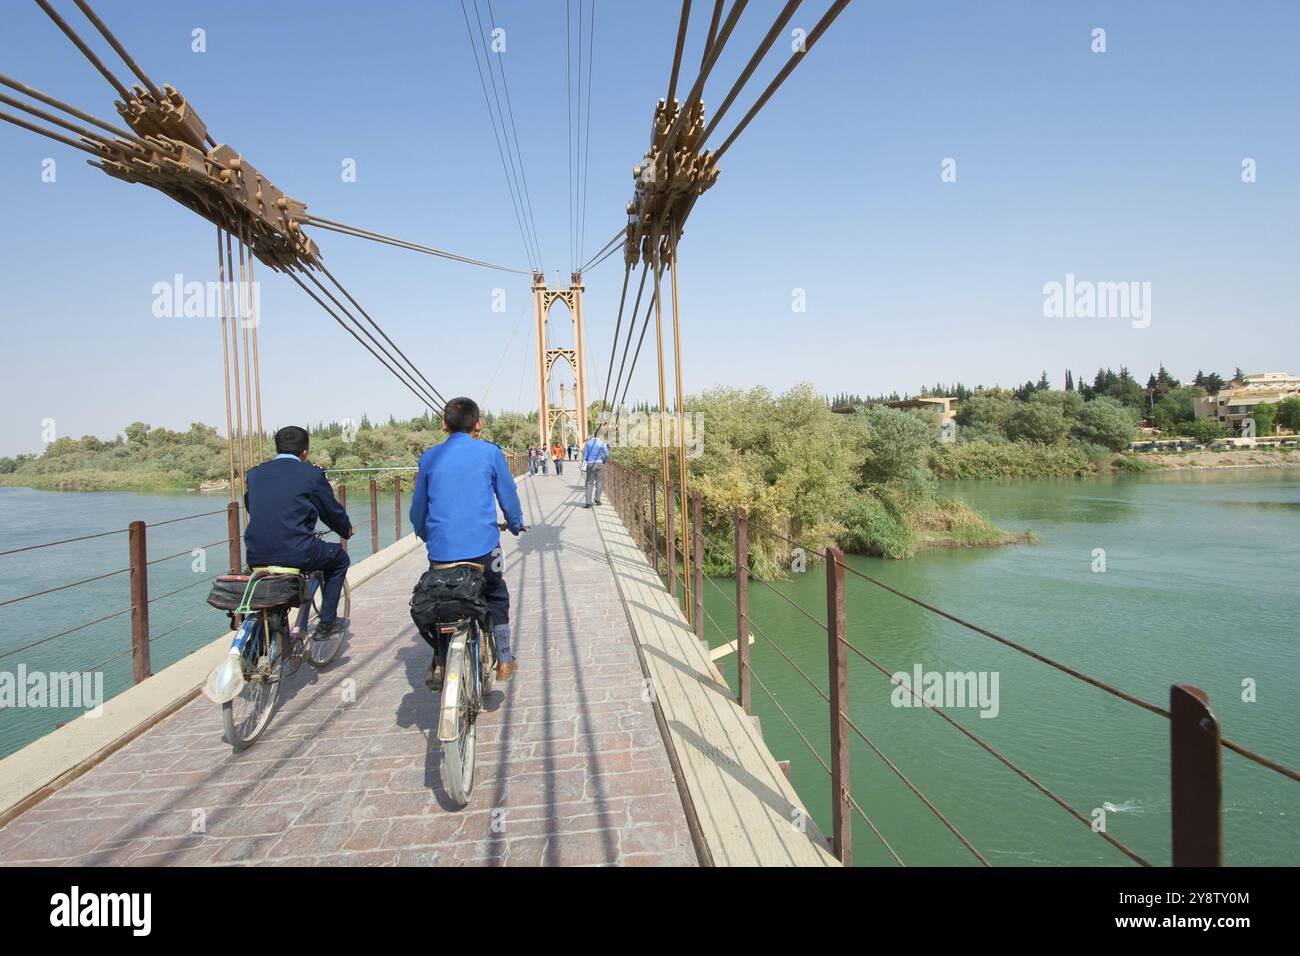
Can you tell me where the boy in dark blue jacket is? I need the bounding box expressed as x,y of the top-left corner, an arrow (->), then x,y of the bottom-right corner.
244,426 -> 355,640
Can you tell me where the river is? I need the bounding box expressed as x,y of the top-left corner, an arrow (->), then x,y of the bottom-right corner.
1,469 -> 1296,865
699,469 -> 1299,866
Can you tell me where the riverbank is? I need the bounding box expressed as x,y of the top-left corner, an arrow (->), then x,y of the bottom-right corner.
929,440 -> 1299,480
1135,447 -> 1300,471
0,471 -> 194,493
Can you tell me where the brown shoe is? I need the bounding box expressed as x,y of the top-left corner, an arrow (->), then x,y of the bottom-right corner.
495,660 -> 517,681
424,661 -> 443,691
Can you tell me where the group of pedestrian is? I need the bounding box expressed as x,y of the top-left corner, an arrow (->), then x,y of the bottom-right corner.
525,432 -> 610,508
527,444 -> 560,475
526,442 -> 587,474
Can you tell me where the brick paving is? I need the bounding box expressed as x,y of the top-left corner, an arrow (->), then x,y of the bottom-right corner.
0,475 -> 697,866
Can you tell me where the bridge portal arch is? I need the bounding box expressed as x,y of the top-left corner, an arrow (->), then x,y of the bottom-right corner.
533,272 -> 588,449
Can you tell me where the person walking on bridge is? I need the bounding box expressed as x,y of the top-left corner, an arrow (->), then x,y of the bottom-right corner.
551,441 -> 565,476
581,429 -> 609,508
410,397 -> 525,684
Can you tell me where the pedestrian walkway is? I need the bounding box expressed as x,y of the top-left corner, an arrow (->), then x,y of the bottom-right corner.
0,475 -> 696,866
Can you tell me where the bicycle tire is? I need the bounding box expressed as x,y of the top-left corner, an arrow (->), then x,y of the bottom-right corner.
479,624 -> 495,699
222,614 -> 283,750
305,577 -> 351,668
441,645 -> 478,807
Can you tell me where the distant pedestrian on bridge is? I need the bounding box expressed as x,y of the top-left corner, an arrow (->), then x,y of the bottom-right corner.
581,429 -> 609,508
551,441 -> 565,476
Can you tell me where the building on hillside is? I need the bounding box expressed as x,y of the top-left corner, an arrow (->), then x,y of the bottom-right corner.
1193,372 -> 1300,432
881,396 -> 958,425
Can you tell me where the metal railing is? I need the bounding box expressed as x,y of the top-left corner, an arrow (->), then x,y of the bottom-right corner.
1,449 -> 530,692
0,505 -> 238,683
603,459 -> 1298,867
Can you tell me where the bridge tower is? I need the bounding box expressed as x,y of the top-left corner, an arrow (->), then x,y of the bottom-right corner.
533,271 -> 589,450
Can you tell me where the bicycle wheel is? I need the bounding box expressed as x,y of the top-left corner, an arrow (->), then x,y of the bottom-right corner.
222,613 -> 283,750
303,576 -> 351,668
440,643 -> 478,807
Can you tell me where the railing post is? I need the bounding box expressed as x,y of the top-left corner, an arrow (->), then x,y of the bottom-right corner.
666,478 -> 677,598
637,475 -> 645,555
1170,684 -> 1222,866
649,477 -> 658,576
394,474 -> 402,540
337,484 -> 348,552
735,507 -> 750,713
128,520 -> 151,684
369,477 -> 379,553
826,545 -> 851,865
692,491 -> 704,641
226,501 -> 241,572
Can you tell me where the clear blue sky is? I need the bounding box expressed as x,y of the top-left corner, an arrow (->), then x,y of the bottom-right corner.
2,0 -> 1297,455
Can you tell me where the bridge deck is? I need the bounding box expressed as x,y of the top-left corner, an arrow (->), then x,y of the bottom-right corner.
0,474 -> 696,866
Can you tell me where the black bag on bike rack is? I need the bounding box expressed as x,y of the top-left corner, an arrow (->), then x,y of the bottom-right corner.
206,571 -> 304,612
409,562 -> 491,636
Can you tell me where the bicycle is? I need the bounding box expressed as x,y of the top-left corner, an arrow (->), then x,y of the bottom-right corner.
425,522 -> 525,807
203,537 -> 352,750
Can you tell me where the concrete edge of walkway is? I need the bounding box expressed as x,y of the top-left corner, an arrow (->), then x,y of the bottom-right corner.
0,531 -> 428,826
591,500 -> 840,867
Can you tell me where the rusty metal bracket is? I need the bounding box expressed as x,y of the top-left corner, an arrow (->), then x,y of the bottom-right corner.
625,97 -> 719,268
84,83 -> 317,272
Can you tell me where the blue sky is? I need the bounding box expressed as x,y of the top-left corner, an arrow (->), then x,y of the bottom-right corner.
1,0 -> 1297,455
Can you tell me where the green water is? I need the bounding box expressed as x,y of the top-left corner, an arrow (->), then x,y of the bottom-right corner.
699,469 -> 1299,866
0,485 -> 410,759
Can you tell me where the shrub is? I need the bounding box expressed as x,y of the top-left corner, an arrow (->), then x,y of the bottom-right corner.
1072,396 -> 1137,450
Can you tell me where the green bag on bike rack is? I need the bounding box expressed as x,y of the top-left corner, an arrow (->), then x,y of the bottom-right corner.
206,571 -> 304,613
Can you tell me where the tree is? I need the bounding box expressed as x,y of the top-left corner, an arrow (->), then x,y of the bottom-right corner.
1107,367 -> 1145,408
1064,370 -> 1074,391
1006,402 -> 1068,444
955,391 -> 1016,436
1247,402 -> 1277,436
1274,396 -> 1300,432
1182,417 -> 1229,444
1072,397 -> 1137,450
123,421 -> 150,447
1151,385 -> 1203,433
858,405 -> 934,494
1030,388 -> 1085,419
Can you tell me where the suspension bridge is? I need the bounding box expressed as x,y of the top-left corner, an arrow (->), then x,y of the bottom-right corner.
1,0 -> 1296,868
